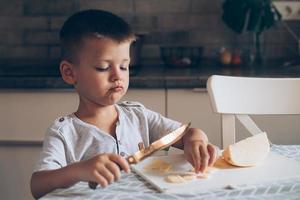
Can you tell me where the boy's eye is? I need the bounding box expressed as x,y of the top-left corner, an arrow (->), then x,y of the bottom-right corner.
120,64 -> 129,71
95,66 -> 109,72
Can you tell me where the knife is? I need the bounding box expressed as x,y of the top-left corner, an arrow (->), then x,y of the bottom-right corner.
89,122 -> 191,189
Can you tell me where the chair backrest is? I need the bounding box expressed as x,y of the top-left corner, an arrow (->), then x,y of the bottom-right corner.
207,75 -> 300,148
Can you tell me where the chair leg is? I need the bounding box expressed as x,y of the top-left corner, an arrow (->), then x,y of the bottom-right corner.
221,114 -> 236,149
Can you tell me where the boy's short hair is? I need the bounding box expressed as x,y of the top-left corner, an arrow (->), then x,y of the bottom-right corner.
60,9 -> 136,63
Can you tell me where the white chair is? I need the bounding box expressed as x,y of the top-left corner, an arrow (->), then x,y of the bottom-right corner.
207,75 -> 300,148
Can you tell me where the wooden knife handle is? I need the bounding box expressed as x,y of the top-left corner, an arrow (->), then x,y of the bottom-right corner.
88,181 -> 98,190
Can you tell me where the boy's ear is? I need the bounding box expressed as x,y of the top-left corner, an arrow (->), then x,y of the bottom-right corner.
60,60 -> 77,85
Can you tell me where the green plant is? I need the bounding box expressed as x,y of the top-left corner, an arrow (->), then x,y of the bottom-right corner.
222,0 -> 282,64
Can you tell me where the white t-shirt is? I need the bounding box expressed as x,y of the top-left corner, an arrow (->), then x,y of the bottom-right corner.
34,101 -> 181,172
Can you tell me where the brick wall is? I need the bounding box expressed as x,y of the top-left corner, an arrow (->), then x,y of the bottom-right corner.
0,0 -> 299,65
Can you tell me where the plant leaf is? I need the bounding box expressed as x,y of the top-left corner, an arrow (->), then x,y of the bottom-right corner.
222,0 -> 281,34
222,0 -> 249,34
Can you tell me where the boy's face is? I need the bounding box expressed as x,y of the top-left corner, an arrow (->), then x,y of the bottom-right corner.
71,37 -> 131,106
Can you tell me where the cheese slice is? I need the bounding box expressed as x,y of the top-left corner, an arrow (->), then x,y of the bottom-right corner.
164,175 -> 186,183
143,159 -> 172,173
222,132 -> 270,167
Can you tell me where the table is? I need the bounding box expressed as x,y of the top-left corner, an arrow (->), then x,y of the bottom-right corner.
41,145 -> 300,200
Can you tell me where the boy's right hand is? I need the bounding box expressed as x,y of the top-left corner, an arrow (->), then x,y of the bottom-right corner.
76,153 -> 130,188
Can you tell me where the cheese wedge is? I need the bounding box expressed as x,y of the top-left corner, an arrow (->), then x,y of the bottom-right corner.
222,132 -> 270,167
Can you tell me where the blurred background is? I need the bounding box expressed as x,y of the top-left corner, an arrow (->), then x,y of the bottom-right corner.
0,0 -> 299,68
1,1 -> 300,200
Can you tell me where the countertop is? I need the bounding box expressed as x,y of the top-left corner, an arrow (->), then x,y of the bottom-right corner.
1,59 -> 300,89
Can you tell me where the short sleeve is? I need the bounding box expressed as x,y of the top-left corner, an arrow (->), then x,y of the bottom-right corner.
144,107 -> 181,143
34,127 -> 67,172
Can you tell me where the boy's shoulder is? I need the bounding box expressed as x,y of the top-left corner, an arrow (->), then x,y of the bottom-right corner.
48,114 -> 74,132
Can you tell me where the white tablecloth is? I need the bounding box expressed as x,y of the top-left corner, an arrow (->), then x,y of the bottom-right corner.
41,145 -> 300,200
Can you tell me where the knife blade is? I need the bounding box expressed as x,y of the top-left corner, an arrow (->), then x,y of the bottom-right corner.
89,123 -> 191,189
126,123 -> 191,164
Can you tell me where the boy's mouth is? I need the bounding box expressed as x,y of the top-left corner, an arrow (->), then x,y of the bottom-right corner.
110,85 -> 124,92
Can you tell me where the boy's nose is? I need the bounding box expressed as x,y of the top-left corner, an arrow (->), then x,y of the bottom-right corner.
110,66 -> 122,81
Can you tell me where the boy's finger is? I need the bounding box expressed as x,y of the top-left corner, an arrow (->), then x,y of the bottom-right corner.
105,162 -> 121,181
109,154 -> 131,173
98,166 -> 115,184
93,172 -> 108,188
199,144 -> 209,172
207,144 -> 217,166
192,144 -> 201,173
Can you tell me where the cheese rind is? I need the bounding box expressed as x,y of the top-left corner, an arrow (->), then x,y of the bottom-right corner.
222,132 -> 270,167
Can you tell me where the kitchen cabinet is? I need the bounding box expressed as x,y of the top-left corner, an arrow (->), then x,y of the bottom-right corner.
0,90 -> 78,141
231,114 -> 300,145
0,145 -> 41,200
0,90 -> 77,200
167,89 -> 222,147
239,115 -> 300,145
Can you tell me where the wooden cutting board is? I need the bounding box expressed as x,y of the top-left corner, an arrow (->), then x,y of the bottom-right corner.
131,151 -> 300,193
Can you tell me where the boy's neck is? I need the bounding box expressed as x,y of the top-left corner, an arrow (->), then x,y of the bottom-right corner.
75,102 -> 119,136
76,104 -> 116,118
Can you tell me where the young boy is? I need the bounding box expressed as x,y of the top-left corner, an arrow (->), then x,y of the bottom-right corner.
30,9 -> 218,199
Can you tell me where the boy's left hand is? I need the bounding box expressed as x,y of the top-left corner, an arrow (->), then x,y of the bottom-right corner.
183,130 -> 218,173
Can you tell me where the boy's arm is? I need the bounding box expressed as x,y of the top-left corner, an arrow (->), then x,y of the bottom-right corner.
30,163 -> 80,199
30,153 -> 130,199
